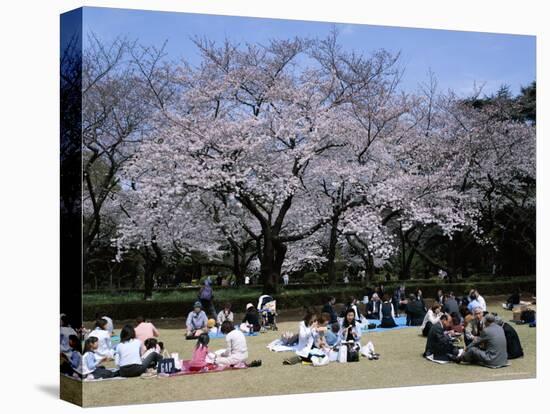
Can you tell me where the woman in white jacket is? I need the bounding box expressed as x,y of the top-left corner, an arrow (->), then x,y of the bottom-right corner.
421,303 -> 442,337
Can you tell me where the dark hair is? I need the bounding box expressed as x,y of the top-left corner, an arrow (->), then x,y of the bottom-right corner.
136,316 -> 145,325
440,313 -> 449,322
220,320 -> 234,335
327,296 -> 335,303
409,293 -> 416,301
68,334 -> 82,353
223,303 -> 231,310
342,308 -> 356,327
144,338 -> 158,350
196,333 -> 210,349
94,311 -> 107,319
95,318 -> 107,330
84,336 -> 98,353
120,324 -> 136,343
382,294 -> 390,302
302,311 -> 317,326
317,314 -> 327,325
431,303 -> 442,312
60,314 -> 69,327
331,322 -> 340,333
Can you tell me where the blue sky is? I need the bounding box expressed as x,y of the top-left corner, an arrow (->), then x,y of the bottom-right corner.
74,6 -> 535,96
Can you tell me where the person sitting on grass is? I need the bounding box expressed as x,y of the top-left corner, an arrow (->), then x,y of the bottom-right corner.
186,301 -> 208,339
217,303 -> 234,326
346,297 -> 364,324
115,325 -> 163,377
366,293 -> 382,319
423,313 -> 461,362
464,306 -> 484,346
189,333 -> 211,372
325,322 -> 341,347
457,314 -> 508,367
82,337 -> 119,379
503,288 -> 521,310
405,293 -> 427,326
443,293 -> 460,316
134,316 -> 160,352
321,296 -> 338,324
494,316 -> 524,359
314,315 -> 330,351
142,338 -> 164,368
60,335 -> 82,377
284,311 -> 318,365
87,318 -> 114,361
421,303 -> 442,337
95,311 -> 114,336
60,314 -> 78,355
240,303 -> 261,333
340,308 -> 361,343
212,321 -> 261,368
379,294 -> 398,328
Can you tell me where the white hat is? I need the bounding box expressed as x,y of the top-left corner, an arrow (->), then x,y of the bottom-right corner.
246,303 -> 254,310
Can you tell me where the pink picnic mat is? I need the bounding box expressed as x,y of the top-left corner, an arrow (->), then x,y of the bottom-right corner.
161,360 -> 248,377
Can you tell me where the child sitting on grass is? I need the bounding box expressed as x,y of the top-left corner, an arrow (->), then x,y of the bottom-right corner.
189,333 -> 211,372
82,337 -> 119,379
325,322 -> 341,347
142,338 -> 164,368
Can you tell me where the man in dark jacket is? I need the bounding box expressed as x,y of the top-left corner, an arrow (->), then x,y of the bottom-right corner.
406,294 -> 426,326
443,294 -> 460,315
321,296 -> 338,324
495,316 -> 524,359
460,314 -> 508,367
424,314 -> 460,361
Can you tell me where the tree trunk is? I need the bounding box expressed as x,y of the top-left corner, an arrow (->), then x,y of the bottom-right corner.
142,242 -> 162,300
326,215 -> 340,286
260,230 -> 286,294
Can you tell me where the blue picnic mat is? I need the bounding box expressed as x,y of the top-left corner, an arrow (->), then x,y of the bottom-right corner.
361,316 -> 415,333
209,331 -> 259,339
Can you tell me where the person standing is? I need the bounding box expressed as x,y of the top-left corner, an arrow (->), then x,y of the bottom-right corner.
282,273 -> 290,286
198,281 -> 216,318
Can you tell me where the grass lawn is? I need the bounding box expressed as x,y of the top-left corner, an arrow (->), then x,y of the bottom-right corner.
62,304 -> 536,407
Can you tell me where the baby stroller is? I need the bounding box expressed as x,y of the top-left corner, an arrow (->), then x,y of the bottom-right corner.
257,294 -> 278,331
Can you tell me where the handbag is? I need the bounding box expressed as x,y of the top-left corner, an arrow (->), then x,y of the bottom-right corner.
347,344 -> 360,362
157,350 -> 179,374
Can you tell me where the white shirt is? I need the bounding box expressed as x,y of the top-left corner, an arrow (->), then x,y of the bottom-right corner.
115,339 -> 143,367
296,321 -> 314,357
225,329 -> 248,360
60,326 -> 77,353
102,316 -> 114,334
88,328 -> 113,360
477,295 -> 487,311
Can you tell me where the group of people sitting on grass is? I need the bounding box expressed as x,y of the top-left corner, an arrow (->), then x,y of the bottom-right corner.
281,307 -> 379,366
185,301 -> 263,338
422,292 -> 524,367
60,309 -> 262,381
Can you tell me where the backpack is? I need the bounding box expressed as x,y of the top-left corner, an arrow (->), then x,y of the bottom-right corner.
199,285 -> 213,301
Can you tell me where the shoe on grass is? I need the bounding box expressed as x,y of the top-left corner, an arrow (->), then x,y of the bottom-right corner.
248,360 -> 262,368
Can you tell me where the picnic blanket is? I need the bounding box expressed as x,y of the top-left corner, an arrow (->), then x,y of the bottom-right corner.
266,339 -> 299,352
161,360 -> 248,377
208,331 -> 259,339
360,316 -> 414,333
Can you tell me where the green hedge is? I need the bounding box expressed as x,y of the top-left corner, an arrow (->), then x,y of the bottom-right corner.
83,278 -> 535,321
